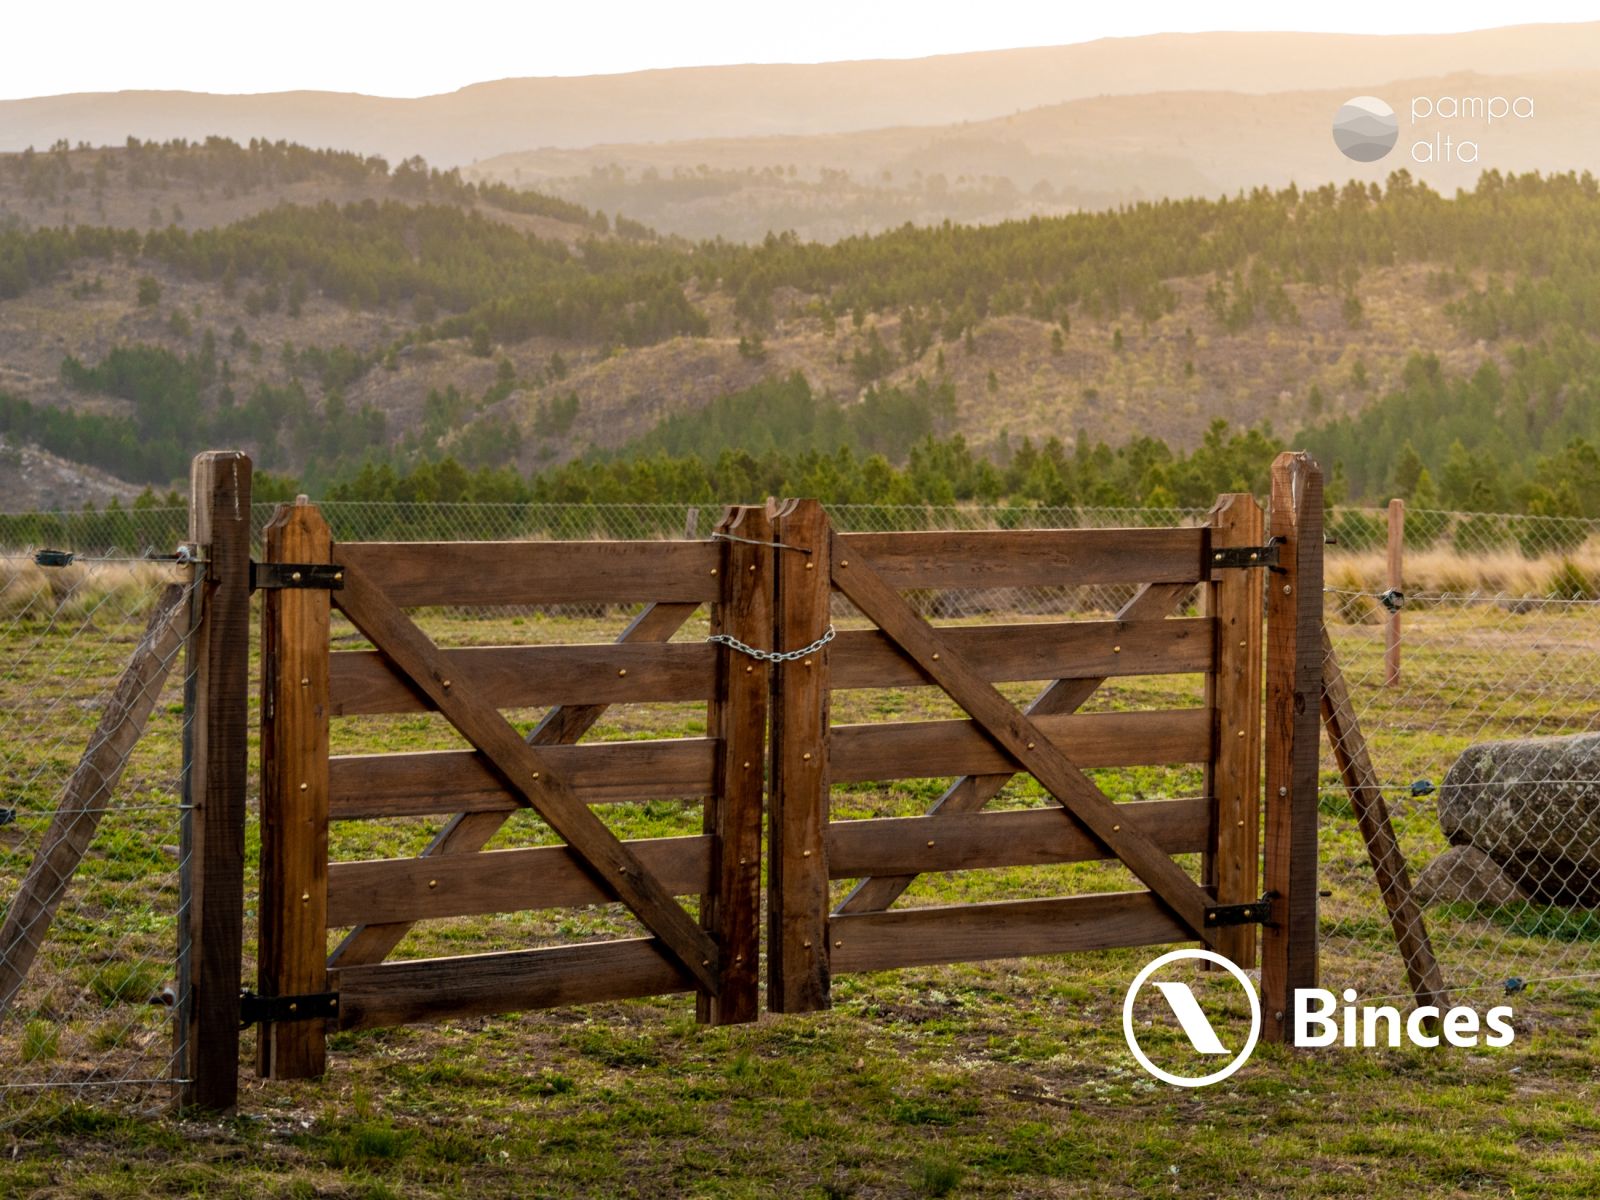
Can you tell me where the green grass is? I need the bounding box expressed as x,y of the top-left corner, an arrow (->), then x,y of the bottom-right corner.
4,594 -> 1600,1196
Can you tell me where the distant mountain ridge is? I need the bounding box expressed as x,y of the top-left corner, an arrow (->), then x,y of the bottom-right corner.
2,23 -> 1599,166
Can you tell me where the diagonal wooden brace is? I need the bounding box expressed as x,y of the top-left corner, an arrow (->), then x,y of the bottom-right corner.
830,545 -> 1213,941
328,600 -> 700,968
837,580 -> 1196,915
332,561 -> 720,993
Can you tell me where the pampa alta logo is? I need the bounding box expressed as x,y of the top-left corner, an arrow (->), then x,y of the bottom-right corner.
1332,95 -> 1400,161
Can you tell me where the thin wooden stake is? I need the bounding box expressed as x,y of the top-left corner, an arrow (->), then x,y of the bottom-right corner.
1261,452 -> 1323,1044
177,451 -> 253,1111
1386,499 -> 1404,687
1321,627 -> 1447,1012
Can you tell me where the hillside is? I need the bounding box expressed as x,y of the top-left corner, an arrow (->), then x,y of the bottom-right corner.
468,69 -> 1600,241
3,24 -> 1599,166
5,137 -> 1600,517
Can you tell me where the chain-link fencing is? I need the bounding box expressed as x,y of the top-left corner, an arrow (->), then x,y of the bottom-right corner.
0,552 -> 199,1137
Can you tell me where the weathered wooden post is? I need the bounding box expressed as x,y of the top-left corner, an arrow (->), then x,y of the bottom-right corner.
1261,452 -> 1323,1044
1385,499 -> 1404,687
176,451 -> 252,1111
257,498 -> 334,1078
767,498 -> 832,1013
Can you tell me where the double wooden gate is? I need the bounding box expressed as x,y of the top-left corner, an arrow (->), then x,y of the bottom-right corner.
218,455 -> 1324,1095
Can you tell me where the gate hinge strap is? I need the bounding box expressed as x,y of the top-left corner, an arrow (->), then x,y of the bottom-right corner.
1208,541 -> 1280,571
239,989 -> 340,1028
250,562 -> 345,591
1202,897 -> 1272,927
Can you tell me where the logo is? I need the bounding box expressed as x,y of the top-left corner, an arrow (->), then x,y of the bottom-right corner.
1332,96 -> 1399,162
1123,948 -> 1261,1087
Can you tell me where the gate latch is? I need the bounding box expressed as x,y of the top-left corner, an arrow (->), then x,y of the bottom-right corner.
1208,541 -> 1280,571
1202,898 -> 1272,928
239,989 -> 340,1029
250,562 -> 345,591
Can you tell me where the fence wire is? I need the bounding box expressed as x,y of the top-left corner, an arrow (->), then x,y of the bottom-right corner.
2,498 -> 1597,1132
0,554 -> 199,1137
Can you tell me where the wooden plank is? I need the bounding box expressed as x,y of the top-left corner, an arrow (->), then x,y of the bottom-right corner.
329,641 -> 717,715
830,891 -> 1190,973
1261,452 -> 1324,1044
1386,499 -> 1404,687
767,499 -> 832,1013
829,618 -> 1214,691
0,584 -> 187,1016
330,560 -> 721,993
837,581 -> 1196,915
830,544 -> 1212,939
834,527 -> 1205,590
701,506 -> 769,1026
1204,494 -> 1265,969
327,836 -> 713,926
337,540 -> 720,608
1321,627 -> 1447,1011
256,500 -> 333,1080
327,601 -> 700,967
332,938 -> 694,1030
826,798 -> 1211,877
328,738 -> 716,819
831,709 -> 1212,782
176,451 -> 252,1113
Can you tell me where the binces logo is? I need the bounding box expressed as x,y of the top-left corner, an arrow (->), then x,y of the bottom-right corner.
1123,948 -> 1261,1087
1332,96 -> 1400,161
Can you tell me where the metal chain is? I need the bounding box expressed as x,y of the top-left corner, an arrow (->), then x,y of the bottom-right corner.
707,624 -> 836,663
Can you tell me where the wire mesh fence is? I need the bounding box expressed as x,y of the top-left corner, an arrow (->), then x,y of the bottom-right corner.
0,554 -> 199,1136
2,497 -> 1597,1130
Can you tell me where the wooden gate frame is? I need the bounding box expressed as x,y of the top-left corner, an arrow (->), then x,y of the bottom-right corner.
766,457 -> 1324,1041
251,500 -> 774,1079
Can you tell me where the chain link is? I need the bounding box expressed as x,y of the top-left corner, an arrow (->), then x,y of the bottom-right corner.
707,624 -> 836,663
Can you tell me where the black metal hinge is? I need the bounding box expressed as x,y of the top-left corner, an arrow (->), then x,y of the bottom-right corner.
239,989 -> 340,1029
1208,541 -> 1281,571
250,562 -> 345,591
1202,898 -> 1272,928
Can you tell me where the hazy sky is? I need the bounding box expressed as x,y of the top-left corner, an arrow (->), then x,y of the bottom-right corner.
7,1 -> 1599,100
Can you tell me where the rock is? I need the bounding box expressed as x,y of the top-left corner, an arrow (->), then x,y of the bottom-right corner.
1412,846 -> 1529,907
1439,732 -> 1600,904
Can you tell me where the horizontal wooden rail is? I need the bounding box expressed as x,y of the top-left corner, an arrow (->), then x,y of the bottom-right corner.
829,618 -> 1213,690
328,739 -> 716,819
331,641 -> 717,715
829,890 -> 1190,973
337,540 -> 721,608
830,708 -> 1212,783
833,528 -> 1206,590
327,836 -> 712,926
825,797 -> 1209,877
330,938 -> 694,1030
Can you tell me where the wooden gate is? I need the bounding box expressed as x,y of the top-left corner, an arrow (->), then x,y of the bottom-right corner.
247,457 -> 1323,1082
253,501 -> 774,1079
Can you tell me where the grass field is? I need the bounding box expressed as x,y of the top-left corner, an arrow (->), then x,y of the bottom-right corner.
3,570 -> 1600,1198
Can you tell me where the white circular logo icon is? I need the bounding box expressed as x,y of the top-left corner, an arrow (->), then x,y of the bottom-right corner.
1123,948 -> 1261,1087
1332,95 -> 1399,162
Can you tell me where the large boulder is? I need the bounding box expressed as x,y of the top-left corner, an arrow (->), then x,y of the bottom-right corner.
1439,732 -> 1600,905
1412,846 -> 1529,907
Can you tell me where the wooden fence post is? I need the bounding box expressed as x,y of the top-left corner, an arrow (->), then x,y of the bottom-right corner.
767,498 -> 831,1013
1261,452 -> 1323,1044
257,499 -> 333,1078
1386,499 -> 1404,687
176,451 -> 252,1111
699,505 -> 770,1025
1204,493 -> 1265,970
